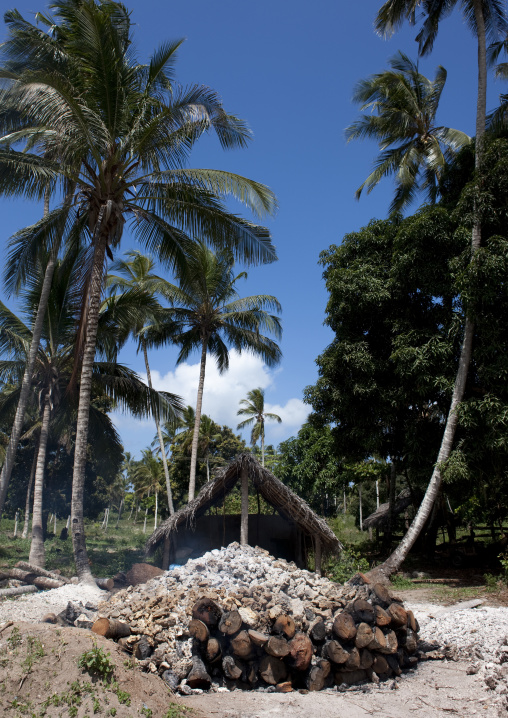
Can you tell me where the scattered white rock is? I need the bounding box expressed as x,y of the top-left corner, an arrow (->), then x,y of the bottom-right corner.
0,581 -> 105,624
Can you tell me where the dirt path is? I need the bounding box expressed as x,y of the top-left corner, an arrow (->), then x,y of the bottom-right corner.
179,660 -> 494,717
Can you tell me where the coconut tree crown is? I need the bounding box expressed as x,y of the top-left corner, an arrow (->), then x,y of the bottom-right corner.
346,51 -> 470,213
237,387 -> 282,467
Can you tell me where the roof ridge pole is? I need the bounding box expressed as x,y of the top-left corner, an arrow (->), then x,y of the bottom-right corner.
240,464 -> 249,546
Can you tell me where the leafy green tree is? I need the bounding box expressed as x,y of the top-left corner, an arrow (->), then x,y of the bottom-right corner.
275,423 -> 342,513
151,406 -> 196,458
237,388 -> 282,466
197,415 -> 222,482
346,51 -> 469,213
169,422 -> 247,506
153,241 -> 282,501
307,137 -> 508,557
0,0 -> 277,580
372,0 -> 507,577
0,251 -> 176,566
132,449 -> 166,532
305,208 -> 463,475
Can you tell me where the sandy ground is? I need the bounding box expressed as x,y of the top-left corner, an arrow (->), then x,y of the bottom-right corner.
179,660 -> 494,718
0,621 -> 185,718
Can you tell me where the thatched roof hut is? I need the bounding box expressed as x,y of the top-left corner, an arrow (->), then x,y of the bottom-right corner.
363,488 -> 413,529
146,453 -> 342,570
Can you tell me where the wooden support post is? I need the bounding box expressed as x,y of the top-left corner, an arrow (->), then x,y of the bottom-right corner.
163,535 -> 171,570
240,466 -> 249,546
314,535 -> 322,576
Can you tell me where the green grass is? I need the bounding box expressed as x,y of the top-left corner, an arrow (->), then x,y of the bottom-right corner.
0,517 -> 159,577
390,574 -> 415,590
328,514 -> 367,546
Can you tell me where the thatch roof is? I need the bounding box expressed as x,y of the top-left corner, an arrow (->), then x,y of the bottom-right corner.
146,453 -> 342,555
363,488 -> 413,529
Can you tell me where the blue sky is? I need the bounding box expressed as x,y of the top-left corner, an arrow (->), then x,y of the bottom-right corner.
0,0 -> 503,458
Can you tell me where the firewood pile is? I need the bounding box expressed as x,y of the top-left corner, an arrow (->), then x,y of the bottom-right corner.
94,543 -> 420,693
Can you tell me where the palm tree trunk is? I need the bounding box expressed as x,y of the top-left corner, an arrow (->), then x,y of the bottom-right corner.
115,498 -> 124,528
22,447 -> 38,540
372,321 -> 474,579
387,461 -> 397,544
0,192 -> 53,518
369,3 -> 487,582
189,335 -> 208,502
358,484 -> 363,531
71,225 -> 108,584
28,396 -> 52,567
154,490 -> 158,530
261,421 -> 265,468
141,339 -> 174,515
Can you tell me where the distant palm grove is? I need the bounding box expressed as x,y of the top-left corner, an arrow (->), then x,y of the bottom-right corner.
2,0 -> 508,585
0,0 -> 281,581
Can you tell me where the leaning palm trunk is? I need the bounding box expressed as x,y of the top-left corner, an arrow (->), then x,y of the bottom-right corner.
21,447 -> 38,539
261,423 -> 265,468
0,194 -> 53,518
371,3 -> 486,581
188,336 -> 208,501
141,339 -> 174,515
28,396 -> 51,567
71,227 -> 108,584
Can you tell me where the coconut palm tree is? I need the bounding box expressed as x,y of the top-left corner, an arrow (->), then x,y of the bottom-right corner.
346,51 -> 470,213
106,250 -> 179,515
0,0 -> 277,581
150,241 -> 282,501
0,252 -> 180,567
132,449 -> 165,531
369,0 -> 507,579
237,388 -> 282,467
195,414 -> 221,482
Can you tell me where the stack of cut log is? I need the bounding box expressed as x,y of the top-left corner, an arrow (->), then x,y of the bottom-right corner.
0,561 -> 113,597
184,585 -> 419,691
0,562 -> 67,597
95,582 -> 420,692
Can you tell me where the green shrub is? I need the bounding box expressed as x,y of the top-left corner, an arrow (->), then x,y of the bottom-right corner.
165,705 -> 190,718
499,552 -> 508,584
78,642 -> 114,680
325,547 -> 370,584
7,626 -> 22,649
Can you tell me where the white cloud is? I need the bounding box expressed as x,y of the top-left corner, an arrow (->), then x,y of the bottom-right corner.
110,350 -> 308,457
264,398 -> 309,440
146,350 -> 273,428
